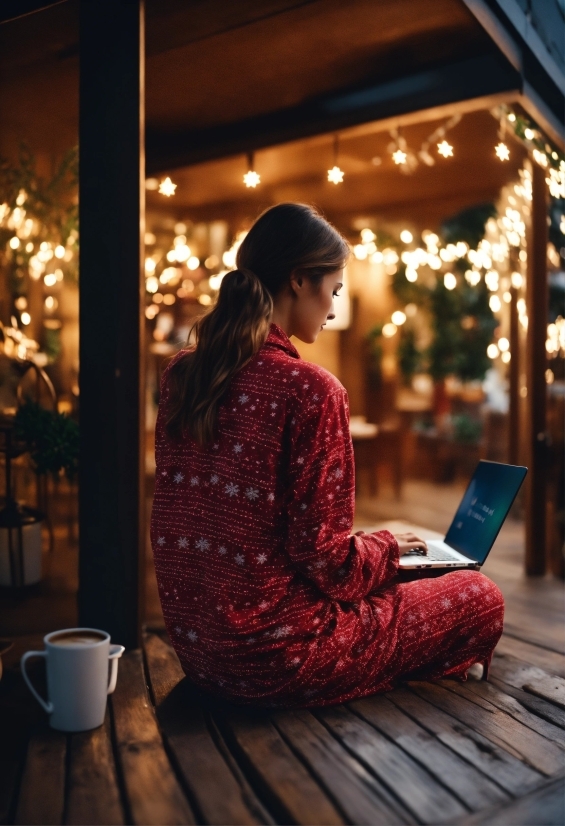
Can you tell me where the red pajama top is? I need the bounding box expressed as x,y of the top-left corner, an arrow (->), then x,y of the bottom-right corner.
150,324 -> 504,706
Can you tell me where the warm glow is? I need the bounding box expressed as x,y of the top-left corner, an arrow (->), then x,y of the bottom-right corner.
209,271 -> 226,290
495,142 -> 510,161
145,258 -> 157,274
501,351 -> 511,364
489,295 -> 502,312
437,140 -> 453,158
145,178 -> 159,190
382,322 -> 397,337
511,271 -> 523,289
145,305 -> 159,319
485,271 -> 499,291
524,128 -> 535,141
163,294 -> 176,305
360,229 -> 375,243
158,177 -> 177,197
353,244 -> 368,260
400,230 -> 413,244
465,269 -> 481,286
503,291 -> 512,303
498,337 -> 509,352
174,244 -> 191,263
198,294 -> 212,305
15,296 -> 27,310
327,166 -> 344,184
392,149 -> 407,165
145,232 -> 156,245
44,296 -> 57,311
405,267 -> 418,282
187,256 -> 200,270
9,236 -> 20,249
205,255 -> 219,269
391,311 -> 407,326
54,245 -> 65,258
20,312 -> 31,326
44,273 -> 57,287
243,170 -> 261,188
545,369 -> 554,384
443,272 -> 457,290
146,276 -> 159,293
487,343 -> 499,359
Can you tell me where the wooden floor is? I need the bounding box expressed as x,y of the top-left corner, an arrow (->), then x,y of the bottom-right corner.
1,505 -> 564,825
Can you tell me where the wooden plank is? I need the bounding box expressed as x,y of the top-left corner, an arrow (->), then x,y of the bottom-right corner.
490,677 -> 565,730
143,632 -> 270,825
460,678 -> 565,748
111,650 -> 195,825
317,704 -> 468,823
388,688 -> 543,795
494,636 -> 565,677
65,712 -> 124,826
409,681 -> 563,776
272,708 -> 414,825
523,675 -> 565,711
459,771 -> 565,825
218,707 -> 345,826
349,694 -> 510,811
15,724 -> 66,826
492,652 -> 565,714
78,0 -> 146,648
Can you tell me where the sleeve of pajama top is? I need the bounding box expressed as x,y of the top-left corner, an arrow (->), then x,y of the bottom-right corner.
285,383 -> 399,601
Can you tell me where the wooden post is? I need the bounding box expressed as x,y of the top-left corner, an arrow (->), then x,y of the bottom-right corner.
78,0 -> 145,647
524,161 -> 548,576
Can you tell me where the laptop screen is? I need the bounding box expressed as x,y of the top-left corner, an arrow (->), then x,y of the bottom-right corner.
444,461 -> 527,563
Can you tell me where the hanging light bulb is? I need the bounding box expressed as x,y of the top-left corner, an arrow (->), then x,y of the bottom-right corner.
158,177 -> 177,197
437,140 -> 453,158
243,152 -> 260,188
327,135 -> 344,184
495,142 -> 510,161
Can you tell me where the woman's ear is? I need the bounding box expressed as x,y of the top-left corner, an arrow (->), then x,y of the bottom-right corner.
289,270 -> 304,297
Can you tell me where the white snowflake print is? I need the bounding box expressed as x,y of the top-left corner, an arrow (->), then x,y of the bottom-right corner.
233,443 -> 243,455
218,545 -> 227,555
304,689 -> 316,697
272,625 -> 292,638
291,369 -> 299,376
190,476 -> 199,486
210,474 -> 219,485
177,537 -> 188,549
259,600 -> 269,610
270,401 -> 278,410
173,472 -> 184,483
161,470 -> 167,476
216,604 -> 222,611
303,383 -> 309,390
440,598 -> 452,609
239,681 -> 248,688
256,553 -> 268,564
225,482 -> 239,497
238,394 -> 249,404
212,443 -> 219,450
245,487 -> 259,501
312,394 -> 319,401
297,457 -> 305,465
291,657 -> 301,665
186,630 -> 198,642
250,405 -> 256,411
234,553 -> 245,565
267,492 -> 275,502
195,537 -> 210,552
247,637 -> 256,644
314,559 -> 327,569
470,583 -> 482,594
300,503 -> 307,511
156,536 -> 165,546
334,468 -> 343,479
174,625 -> 182,634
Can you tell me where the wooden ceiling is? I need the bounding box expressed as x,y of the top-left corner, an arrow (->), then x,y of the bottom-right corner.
0,0 -> 509,165
146,108 -> 527,232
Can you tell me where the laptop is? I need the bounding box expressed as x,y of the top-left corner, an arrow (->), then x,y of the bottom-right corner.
400,461 -> 528,570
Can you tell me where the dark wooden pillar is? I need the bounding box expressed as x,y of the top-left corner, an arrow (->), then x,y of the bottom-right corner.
524,161 -> 548,576
78,0 -> 145,647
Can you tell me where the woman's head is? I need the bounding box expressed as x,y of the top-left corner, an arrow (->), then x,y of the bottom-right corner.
165,203 -> 349,445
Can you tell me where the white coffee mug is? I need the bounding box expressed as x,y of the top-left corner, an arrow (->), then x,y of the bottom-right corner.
21,627 -> 125,732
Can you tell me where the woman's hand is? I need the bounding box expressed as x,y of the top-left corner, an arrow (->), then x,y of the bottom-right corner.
394,532 -> 429,556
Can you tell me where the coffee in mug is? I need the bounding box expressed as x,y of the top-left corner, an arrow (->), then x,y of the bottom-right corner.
21,627 -> 125,732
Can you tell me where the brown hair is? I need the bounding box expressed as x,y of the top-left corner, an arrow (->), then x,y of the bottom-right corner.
165,203 -> 349,446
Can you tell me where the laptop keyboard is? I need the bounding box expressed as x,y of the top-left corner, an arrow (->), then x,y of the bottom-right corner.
404,547 -> 458,562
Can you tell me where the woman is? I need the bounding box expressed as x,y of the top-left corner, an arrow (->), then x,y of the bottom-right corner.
150,203 -> 504,707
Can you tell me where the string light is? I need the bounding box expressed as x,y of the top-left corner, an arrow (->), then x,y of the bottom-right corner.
158,177 -> 177,197
400,230 -> 413,243
382,323 -> 397,337
243,152 -> 260,188
443,272 -> 456,290
495,142 -> 510,161
437,140 -> 453,158
327,135 -> 344,184
391,311 -> 407,325
392,149 -> 407,165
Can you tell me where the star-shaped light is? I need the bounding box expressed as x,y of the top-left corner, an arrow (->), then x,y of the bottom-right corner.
495,142 -> 510,161
437,140 -> 453,158
392,149 -> 407,165
158,177 -> 177,197
327,165 -> 344,184
243,170 -> 261,188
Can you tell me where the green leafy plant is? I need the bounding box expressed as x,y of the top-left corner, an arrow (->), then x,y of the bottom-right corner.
14,401 -> 78,480
452,413 -> 483,445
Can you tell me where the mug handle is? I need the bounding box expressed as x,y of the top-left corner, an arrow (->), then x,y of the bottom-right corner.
107,644 -> 125,695
21,651 -> 54,714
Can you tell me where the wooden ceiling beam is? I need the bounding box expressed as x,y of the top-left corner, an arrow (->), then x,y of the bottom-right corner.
146,52 -> 520,173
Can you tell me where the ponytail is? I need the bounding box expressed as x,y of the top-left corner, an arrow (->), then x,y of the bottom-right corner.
164,203 -> 349,447
165,268 -> 272,445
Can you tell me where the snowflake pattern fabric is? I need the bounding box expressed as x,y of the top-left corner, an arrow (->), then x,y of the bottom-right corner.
151,324 -> 504,707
